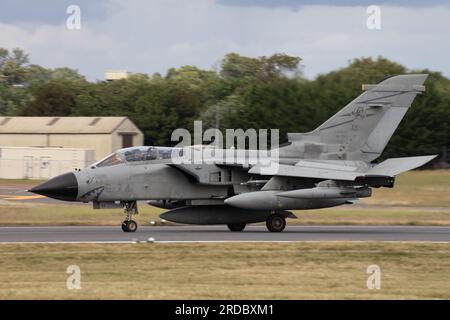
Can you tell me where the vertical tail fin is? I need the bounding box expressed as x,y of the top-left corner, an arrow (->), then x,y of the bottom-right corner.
311,74 -> 428,161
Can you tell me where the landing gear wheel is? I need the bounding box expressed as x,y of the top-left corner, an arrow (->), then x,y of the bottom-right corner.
121,201 -> 139,232
266,215 -> 286,232
126,220 -> 138,232
121,220 -> 138,232
227,224 -> 246,232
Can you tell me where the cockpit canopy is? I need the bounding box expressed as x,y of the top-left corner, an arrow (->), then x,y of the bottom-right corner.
94,146 -> 183,167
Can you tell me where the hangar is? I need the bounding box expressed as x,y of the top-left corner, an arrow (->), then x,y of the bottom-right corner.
0,116 -> 144,161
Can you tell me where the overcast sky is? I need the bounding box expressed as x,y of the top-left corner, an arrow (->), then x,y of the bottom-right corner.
0,0 -> 449,81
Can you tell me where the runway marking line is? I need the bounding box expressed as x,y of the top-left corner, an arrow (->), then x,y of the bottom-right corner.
0,240 -> 450,244
0,241 -> 136,244
0,195 -> 46,200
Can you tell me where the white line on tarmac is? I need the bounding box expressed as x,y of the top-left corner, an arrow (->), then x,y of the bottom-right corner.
135,240 -> 450,244
0,240 -> 449,244
0,241 -> 136,244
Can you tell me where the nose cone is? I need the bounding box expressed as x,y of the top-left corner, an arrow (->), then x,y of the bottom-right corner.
29,172 -> 78,201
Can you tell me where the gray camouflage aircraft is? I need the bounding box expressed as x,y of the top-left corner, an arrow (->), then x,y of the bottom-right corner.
30,74 -> 436,232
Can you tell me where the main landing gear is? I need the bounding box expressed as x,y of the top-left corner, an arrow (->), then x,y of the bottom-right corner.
226,214 -> 287,232
121,201 -> 138,232
227,224 -> 246,232
266,214 -> 286,232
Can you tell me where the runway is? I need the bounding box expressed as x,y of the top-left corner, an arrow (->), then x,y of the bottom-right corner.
0,225 -> 450,243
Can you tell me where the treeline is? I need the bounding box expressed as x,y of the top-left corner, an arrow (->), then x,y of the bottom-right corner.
0,48 -> 449,163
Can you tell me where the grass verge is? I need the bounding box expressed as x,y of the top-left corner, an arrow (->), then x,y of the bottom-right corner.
0,242 -> 449,299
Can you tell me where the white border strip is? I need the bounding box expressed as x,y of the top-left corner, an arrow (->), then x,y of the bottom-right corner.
0,240 -> 449,244
0,241 -> 136,244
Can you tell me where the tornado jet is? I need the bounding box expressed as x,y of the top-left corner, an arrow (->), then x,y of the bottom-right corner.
30,74 -> 436,232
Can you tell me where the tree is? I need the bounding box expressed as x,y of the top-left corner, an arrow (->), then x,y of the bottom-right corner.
134,89 -> 178,146
220,52 -> 301,82
51,67 -> 86,82
0,48 -> 29,85
21,81 -> 76,116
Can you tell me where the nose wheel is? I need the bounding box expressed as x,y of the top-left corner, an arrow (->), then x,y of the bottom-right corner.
121,201 -> 138,232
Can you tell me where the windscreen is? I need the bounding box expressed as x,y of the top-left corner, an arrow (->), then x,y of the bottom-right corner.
122,147 -> 182,162
96,153 -> 125,167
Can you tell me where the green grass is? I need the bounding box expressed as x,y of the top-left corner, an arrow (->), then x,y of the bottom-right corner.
1,242 -> 449,299
295,206 -> 450,226
363,169 -> 450,207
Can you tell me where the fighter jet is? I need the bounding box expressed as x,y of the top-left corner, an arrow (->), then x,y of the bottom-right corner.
30,74 -> 436,232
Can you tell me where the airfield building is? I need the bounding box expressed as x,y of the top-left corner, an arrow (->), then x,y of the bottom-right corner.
0,117 -> 144,179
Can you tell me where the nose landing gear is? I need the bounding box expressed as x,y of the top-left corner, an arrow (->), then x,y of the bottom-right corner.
121,220 -> 138,232
122,201 -> 138,232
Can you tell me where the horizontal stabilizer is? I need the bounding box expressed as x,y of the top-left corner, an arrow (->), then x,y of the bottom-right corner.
365,155 -> 437,177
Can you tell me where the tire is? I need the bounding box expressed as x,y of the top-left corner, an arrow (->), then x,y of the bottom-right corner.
121,221 -> 129,232
266,215 -> 286,232
227,224 -> 246,232
127,220 -> 138,232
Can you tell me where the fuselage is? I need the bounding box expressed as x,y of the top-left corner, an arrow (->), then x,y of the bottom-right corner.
30,145 -> 361,211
